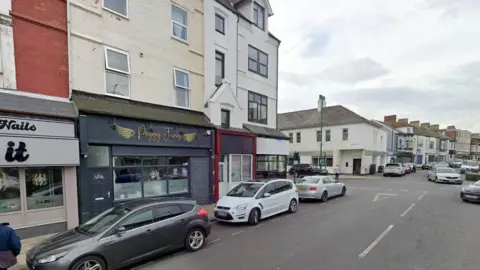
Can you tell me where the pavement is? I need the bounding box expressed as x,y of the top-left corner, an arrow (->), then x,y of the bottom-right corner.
133,171 -> 480,270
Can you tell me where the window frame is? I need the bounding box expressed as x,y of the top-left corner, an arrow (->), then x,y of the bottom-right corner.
316,130 -> 322,142
247,45 -> 268,78
215,13 -> 225,34
325,129 -> 331,142
342,128 -> 349,141
215,51 -> 225,87
296,132 -> 301,143
253,2 -> 265,30
221,109 -> 230,129
288,133 -> 293,143
171,3 -> 188,41
104,46 -> 131,98
173,68 -> 191,109
103,0 -> 129,18
247,91 -> 268,124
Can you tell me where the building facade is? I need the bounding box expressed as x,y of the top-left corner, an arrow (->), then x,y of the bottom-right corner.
280,106 -> 387,175
470,134 -> 480,161
372,120 -> 398,163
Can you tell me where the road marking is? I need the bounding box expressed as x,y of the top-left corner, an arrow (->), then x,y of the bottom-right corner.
255,223 -> 266,228
208,238 -> 221,244
400,189 -> 408,192
418,191 -> 428,200
373,193 -> 398,202
359,224 -> 394,258
232,230 -> 244,236
400,203 -> 416,217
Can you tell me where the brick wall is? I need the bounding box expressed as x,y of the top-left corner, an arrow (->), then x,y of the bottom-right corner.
11,0 -> 68,97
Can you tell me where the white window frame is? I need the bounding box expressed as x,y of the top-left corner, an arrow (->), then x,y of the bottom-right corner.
171,3 -> 188,41
229,154 -> 253,182
173,68 -> 191,109
104,46 -> 131,99
103,0 -> 129,18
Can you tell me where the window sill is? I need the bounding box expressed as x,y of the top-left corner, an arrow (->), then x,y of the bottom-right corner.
102,7 -> 129,20
171,35 -> 189,45
105,92 -> 131,100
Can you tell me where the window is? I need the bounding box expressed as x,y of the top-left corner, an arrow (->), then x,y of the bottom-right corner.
87,146 -> 110,167
231,154 -> 252,182
215,51 -> 225,86
326,158 -> 333,167
296,132 -> 301,143
248,46 -> 268,77
316,130 -> 322,142
248,91 -> 268,124
288,133 -> 293,143
0,169 -> 20,213
103,0 -> 128,17
119,210 -> 153,231
105,47 -> 130,98
326,130 -> 331,142
342,128 -> 348,141
153,205 -> 183,221
221,109 -> 230,128
25,168 -> 64,210
174,69 -> 190,108
381,136 -> 383,144
429,141 -> 434,149
253,2 -> 265,30
215,14 -> 225,34
171,4 -> 188,41
256,155 -> 286,175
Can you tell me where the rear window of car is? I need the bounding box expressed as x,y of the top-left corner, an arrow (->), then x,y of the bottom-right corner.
437,168 -> 455,174
386,163 -> 400,167
299,177 -> 320,184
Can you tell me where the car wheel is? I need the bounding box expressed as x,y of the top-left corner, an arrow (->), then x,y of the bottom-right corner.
248,208 -> 260,226
71,255 -> 106,270
427,175 -> 430,181
383,174 -> 387,177
435,177 -> 438,183
321,191 -> 328,202
288,199 -> 298,213
185,228 -> 206,252
341,186 -> 346,196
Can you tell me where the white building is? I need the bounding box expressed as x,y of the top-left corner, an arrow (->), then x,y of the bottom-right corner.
204,0 -> 288,198
279,105 -> 388,175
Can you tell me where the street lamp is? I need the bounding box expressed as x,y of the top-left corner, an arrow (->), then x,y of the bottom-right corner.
317,95 -> 326,169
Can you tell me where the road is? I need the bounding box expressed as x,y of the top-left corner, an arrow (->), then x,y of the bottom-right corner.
135,171 -> 480,270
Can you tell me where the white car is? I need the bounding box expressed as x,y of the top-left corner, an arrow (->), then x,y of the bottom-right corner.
460,160 -> 480,173
296,175 -> 346,202
428,167 -> 463,184
383,163 -> 405,177
214,179 -> 299,225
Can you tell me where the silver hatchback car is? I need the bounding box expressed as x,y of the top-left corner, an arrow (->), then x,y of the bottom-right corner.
296,175 -> 346,202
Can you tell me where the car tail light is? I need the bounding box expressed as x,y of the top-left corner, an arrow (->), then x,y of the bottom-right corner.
309,187 -> 317,191
196,207 -> 208,217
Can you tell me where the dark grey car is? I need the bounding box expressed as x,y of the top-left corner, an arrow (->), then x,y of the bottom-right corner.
26,200 -> 211,270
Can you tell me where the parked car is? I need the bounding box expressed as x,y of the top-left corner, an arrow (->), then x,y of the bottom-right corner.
403,164 -> 411,174
383,163 -> 405,177
427,167 -> 462,184
26,200 -> 210,270
422,162 -> 435,170
214,179 -> 298,225
460,160 -> 479,174
453,160 -> 463,168
460,180 -> 480,203
405,163 -> 416,173
288,164 -> 329,177
296,175 -> 346,202
435,162 -> 450,168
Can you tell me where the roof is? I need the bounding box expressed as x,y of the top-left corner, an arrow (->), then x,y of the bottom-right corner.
390,121 -> 453,139
243,123 -> 289,139
0,88 -> 77,119
72,90 -> 214,128
278,105 -> 382,130
215,0 -> 238,14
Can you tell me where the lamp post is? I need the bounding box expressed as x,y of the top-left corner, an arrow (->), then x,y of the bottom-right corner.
317,95 -> 326,169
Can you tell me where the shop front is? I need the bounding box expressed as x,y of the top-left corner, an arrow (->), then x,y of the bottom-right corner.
77,114 -> 215,223
0,115 -> 79,238
255,137 -> 289,179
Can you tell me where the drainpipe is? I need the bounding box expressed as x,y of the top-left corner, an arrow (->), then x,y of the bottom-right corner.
236,15 -> 239,97
67,0 -> 72,99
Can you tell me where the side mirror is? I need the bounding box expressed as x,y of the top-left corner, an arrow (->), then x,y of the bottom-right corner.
115,226 -> 126,236
263,193 -> 271,198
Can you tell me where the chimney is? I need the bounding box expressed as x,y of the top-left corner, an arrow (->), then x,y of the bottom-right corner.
420,122 -> 430,129
398,118 -> 408,123
410,120 -> 420,127
430,124 -> 439,131
384,115 -> 397,123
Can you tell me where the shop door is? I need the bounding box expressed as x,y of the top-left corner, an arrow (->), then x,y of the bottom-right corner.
218,163 -> 228,198
88,168 -> 114,217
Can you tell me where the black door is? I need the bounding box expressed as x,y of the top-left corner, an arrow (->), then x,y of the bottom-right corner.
88,168 -> 114,218
150,204 -> 189,252
353,159 -> 362,175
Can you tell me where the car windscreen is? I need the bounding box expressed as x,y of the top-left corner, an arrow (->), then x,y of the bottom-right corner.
475,181 -> 480,186
226,183 -> 264,197
298,177 -> 320,184
76,207 -> 131,235
437,168 -> 456,174
386,164 -> 400,167
465,161 -> 478,166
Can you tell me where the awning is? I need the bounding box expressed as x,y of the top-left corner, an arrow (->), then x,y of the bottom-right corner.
72,90 -> 214,128
243,123 -> 289,140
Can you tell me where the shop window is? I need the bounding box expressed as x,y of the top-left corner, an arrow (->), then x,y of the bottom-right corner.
113,156 -> 142,167
25,168 -> 64,210
231,154 -> 251,182
256,155 -> 287,176
0,168 -> 21,213
113,167 -> 143,200
87,146 -> 110,167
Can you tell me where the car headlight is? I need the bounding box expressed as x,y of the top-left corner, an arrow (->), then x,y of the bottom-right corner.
233,203 -> 248,212
37,251 -> 69,264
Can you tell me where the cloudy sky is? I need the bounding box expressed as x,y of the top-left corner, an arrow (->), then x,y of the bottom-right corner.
269,0 -> 480,131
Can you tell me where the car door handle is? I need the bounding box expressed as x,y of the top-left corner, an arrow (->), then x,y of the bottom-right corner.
145,229 -> 153,234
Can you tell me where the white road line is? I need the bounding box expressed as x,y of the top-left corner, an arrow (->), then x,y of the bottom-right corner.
208,238 -> 221,244
400,189 -> 408,192
359,224 -> 394,258
400,203 -> 416,217
418,191 -> 428,200
232,230 -> 244,236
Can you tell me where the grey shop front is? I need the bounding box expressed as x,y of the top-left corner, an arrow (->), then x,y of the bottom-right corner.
77,114 -> 215,223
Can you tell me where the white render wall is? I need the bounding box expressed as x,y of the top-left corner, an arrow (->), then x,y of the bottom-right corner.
0,10 -> 16,90
257,137 -> 289,155
69,0 -> 205,111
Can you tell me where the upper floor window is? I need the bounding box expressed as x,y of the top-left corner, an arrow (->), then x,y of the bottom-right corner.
248,46 -> 268,78
429,141 -> 434,149
253,2 -> 265,30
326,130 -> 331,142
248,91 -> 267,124
296,132 -> 301,143
316,130 -> 322,142
173,69 -> 190,108
105,47 -> 130,98
215,51 -> 225,86
342,128 -> 348,141
221,109 -> 230,128
104,0 -> 128,17
172,4 -> 188,41
288,133 -> 293,143
215,14 -> 225,34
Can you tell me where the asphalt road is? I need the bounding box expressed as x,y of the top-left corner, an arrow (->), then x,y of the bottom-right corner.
134,171 -> 480,270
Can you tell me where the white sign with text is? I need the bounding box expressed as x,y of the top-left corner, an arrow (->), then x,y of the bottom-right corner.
0,116 -> 75,137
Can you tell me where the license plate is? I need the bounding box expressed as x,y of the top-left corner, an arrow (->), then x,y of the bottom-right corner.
465,195 -> 477,199
297,188 -> 307,192
216,211 -> 227,217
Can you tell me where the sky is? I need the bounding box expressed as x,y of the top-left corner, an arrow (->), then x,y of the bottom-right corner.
269,0 -> 480,131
